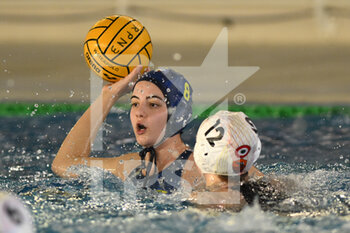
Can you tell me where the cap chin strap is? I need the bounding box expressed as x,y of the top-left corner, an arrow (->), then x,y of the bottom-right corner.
153,126 -> 167,148
137,126 -> 177,188
138,126 -> 166,187
152,117 -> 189,149
138,108 -> 189,187
139,147 -> 157,188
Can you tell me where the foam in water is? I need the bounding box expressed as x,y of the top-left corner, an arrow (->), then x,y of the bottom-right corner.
0,113 -> 349,232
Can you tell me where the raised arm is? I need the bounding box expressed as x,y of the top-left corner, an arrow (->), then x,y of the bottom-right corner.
52,66 -> 143,179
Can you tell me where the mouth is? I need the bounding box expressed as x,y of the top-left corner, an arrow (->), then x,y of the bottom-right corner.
136,123 -> 147,135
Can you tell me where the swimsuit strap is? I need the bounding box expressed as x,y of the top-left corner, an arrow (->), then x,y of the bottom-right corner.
176,149 -> 192,161
150,149 -> 192,193
166,149 -> 192,178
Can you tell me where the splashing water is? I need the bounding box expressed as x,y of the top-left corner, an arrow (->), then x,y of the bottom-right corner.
0,112 -> 349,232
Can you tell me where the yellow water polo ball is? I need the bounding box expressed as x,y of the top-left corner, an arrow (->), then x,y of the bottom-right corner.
84,15 -> 153,82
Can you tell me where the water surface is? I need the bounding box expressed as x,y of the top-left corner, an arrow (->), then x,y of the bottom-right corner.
0,111 -> 349,233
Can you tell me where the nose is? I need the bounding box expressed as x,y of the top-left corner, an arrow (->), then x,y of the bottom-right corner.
135,103 -> 147,118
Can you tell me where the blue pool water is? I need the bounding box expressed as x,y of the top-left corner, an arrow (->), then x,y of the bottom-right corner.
0,109 -> 349,233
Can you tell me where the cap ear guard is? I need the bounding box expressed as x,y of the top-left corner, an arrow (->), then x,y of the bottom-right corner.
194,111 -> 261,176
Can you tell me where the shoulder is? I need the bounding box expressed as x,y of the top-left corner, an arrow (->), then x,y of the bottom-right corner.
118,152 -> 140,160
182,152 -> 206,190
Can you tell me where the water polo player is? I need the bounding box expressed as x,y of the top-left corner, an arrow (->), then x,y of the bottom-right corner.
52,66 -> 205,194
192,111 -> 286,209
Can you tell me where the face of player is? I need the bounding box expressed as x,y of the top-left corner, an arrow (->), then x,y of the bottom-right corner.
130,81 -> 168,148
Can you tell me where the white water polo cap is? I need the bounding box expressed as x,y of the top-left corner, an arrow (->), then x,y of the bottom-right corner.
0,192 -> 33,233
194,111 -> 261,176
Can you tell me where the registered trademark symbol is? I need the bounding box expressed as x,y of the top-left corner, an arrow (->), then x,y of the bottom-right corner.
233,93 -> 246,105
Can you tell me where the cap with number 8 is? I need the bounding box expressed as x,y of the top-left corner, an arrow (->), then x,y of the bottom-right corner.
194,110 -> 261,176
133,68 -> 193,147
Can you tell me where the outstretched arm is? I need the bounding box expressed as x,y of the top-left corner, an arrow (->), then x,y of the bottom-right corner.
52,66 -> 143,179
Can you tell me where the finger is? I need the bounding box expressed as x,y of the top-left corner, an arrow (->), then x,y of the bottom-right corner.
144,66 -> 151,72
106,65 -> 143,95
128,65 -> 143,80
124,65 -> 143,88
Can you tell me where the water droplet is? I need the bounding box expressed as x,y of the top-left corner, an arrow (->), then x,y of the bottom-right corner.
176,116 -> 184,123
173,53 -> 182,61
128,81 -> 135,87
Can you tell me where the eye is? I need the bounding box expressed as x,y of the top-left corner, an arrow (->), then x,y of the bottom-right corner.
235,145 -> 251,158
130,102 -> 139,108
149,100 -> 164,108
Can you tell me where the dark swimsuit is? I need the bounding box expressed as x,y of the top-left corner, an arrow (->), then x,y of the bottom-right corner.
128,149 -> 192,194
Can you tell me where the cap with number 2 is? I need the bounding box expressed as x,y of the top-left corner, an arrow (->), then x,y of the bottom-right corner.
194,111 -> 261,176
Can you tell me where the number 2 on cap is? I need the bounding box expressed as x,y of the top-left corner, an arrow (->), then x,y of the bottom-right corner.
205,119 -> 224,147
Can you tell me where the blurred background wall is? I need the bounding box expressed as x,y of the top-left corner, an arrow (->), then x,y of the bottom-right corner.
0,0 -> 349,104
